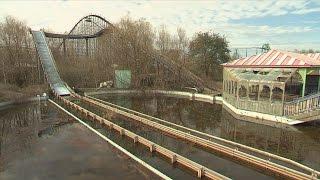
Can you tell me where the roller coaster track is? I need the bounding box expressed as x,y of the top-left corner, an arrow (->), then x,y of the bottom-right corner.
45,14 -> 113,40
43,29 -> 105,39
153,54 -> 207,91
43,14 -> 208,91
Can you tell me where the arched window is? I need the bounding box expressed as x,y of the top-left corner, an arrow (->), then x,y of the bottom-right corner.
285,72 -> 303,99
260,85 -> 271,100
239,85 -> 247,98
249,84 -> 259,100
272,87 -> 283,102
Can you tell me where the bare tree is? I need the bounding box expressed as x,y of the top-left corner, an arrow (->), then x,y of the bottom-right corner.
0,16 -> 38,87
156,25 -> 173,55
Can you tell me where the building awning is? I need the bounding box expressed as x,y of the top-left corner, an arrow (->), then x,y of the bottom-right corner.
306,53 -> 320,61
227,68 -> 296,84
223,49 -> 320,68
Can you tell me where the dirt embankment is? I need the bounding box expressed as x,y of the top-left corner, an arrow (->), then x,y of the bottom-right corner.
0,83 -> 47,102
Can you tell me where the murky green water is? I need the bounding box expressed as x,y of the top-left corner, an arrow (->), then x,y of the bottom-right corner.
2,94 -> 319,179
0,102 -> 163,180
78,96 -> 272,179
96,94 -> 320,172
58,99 -> 196,179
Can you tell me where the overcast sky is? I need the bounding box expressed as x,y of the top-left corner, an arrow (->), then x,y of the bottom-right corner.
1,0 -> 320,50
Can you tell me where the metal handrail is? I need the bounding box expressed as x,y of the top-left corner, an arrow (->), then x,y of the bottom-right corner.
57,95 -> 230,180
86,94 -> 320,178
286,92 -> 320,105
49,99 -> 172,180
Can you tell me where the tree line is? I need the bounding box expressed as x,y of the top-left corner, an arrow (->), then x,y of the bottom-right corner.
0,15 -> 231,90
0,16 -> 40,87
293,49 -> 320,54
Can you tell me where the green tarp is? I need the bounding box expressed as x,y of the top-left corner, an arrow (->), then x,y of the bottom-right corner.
115,70 -> 131,89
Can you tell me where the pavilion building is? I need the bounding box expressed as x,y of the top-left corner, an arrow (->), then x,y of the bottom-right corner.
221,49 -> 320,125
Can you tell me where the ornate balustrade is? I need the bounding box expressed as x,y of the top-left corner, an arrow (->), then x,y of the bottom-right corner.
284,93 -> 320,116
223,94 -> 283,115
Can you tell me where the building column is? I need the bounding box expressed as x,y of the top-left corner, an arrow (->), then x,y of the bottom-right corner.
232,81 -> 234,95
236,81 -> 240,101
281,85 -> 285,103
298,68 -> 307,97
247,81 -> 250,99
282,84 -> 286,116
257,84 -> 261,101
257,84 -> 261,111
317,68 -> 320,93
269,85 -> 274,103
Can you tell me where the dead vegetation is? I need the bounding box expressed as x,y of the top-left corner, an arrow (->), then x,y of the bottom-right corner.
0,16 -> 40,87
0,83 -> 46,102
0,16 -> 45,101
0,15 -> 230,101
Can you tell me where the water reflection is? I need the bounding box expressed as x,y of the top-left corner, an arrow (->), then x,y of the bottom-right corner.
100,94 -> 320,171
0,102 -> 76,154
84,97 -> 271,179
0,102 -> 161,180
64,102 -> 195,179
0,103 -> 42,171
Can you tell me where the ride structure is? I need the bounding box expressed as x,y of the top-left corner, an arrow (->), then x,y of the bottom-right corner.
28,14 -> 320,180
223,49 -> 320,124
31,30 -> 70,96
43,14 -> 208,92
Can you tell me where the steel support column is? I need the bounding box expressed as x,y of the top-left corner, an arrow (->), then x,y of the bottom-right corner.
63,38 -> 66,59
85,38 -> 89,57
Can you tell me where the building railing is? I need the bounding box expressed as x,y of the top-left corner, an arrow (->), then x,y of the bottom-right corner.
223,94 -> 283,116
284,93 -> 320,116
225,92 -> 320,117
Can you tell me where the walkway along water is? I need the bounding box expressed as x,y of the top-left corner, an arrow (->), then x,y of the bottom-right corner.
54,94 -> 231,179
68,93 -> 319,179
85,89 -> 312,126
31,30 -> 226,179
0,102 -> 161,179
49,99 -> 172,180
73,96 -> 271,179
87,94 -> 320,175
95,92 -> 320,170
